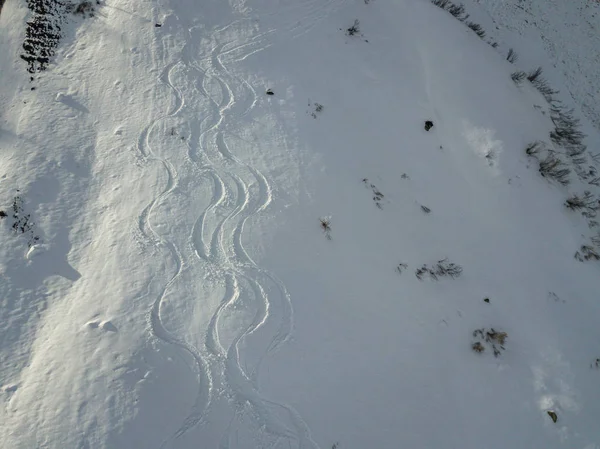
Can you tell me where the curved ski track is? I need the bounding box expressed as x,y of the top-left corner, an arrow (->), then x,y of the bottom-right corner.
134,1 -> 347,446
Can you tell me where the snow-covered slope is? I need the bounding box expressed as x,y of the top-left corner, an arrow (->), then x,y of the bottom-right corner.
1,0 -> 600,448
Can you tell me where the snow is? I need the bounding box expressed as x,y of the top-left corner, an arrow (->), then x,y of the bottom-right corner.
1,0 -> 600,448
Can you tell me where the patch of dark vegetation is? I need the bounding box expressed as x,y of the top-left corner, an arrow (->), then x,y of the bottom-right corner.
550,103 -> 587,158
21,0 -> 97,74
431,0 -> 470,22
21,0 -> 65,73
415,258 -> 462,281
525,141 -> 543,157
525,141 -> 572,186
420,204 -> 431,214
575,244 -> 600,262
396,263 -> 408,274
319,217 -> 332,240
424,120 -> 434,131
472,328 -> 507,357
565,191 -> 600,217
506,48 -> 518,63
65,1 -> 95,16
307,101 -> 324,119
466,21 -> 485,39
547,411 -> 558,423
346,19 -> 360,36
511,70 -> 527,85
6,195 -> 41,247
539,154 -> 571,186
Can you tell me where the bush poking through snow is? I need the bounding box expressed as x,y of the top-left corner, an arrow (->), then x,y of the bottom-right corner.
396,263 -> 408,274
8,196 -> 41,247
506,48 -> 518,63
550,104 -> 586,154
66,1 -> 95,17
420,205 -> 431,214
308,101 -> 324,119
547,411 -> 558,423
0,210 -> 6,219
525,141 -> 543,156
574,245 -> 600,262
471,342 -> 485,353
346,19 -> 360,36
447,3 -> 468,21
319,217 -> 332,240
538,153 -> 571,186
565,191 -> 600,216
431,0 -> 470,22
511,71 -> 527,85
527,67 -> 543,83
472,328 -> 507,357
415,258 -> 462,280
466,22 -> 486,38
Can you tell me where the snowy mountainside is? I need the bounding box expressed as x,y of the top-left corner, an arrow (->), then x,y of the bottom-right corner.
1,0 -> 600,448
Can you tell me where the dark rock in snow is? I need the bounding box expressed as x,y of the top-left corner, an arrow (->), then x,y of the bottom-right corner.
424,120 -> 434,131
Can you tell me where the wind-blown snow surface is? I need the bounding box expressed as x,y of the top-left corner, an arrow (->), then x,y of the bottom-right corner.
1,0 -> 600,448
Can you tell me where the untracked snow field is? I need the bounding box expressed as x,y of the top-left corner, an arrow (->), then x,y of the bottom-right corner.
1,0 -> 600,448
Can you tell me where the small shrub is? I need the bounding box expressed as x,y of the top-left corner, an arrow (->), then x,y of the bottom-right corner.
346,19 -> 360,36
309,102 -> 324,119
575,245 -> 600,262
511,71 -> 527,84
420,205 -> 431,214
396,263 -> 408,274
538,153 -> 571,186
319,217 -> 332,240
431,0 -> 469,22
0,210 -> 6,219
550,104 -> 586,154
506,48 -> 518,63
525,141 -> 543,156
547,411 -> 558,423
472,342 -> 485,353
447,3 -> 467,20
531,77 -> 558,102
565,191 -> 599,216
466,22 -> 486,38
416,258 -> 462,280
66,1 -> 95,16
8,195 -> 40,247
432,0 -> 451,8
472,328 -> 507,357
527,67 -> 543,83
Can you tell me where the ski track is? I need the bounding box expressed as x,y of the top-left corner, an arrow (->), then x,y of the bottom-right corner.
134,55 -> 214,448
133,1 -> 348,445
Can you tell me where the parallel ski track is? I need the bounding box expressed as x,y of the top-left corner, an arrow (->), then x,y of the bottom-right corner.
135,1 -> 347,446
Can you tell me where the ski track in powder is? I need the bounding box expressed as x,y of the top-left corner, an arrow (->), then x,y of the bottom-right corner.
132,1 -> 347,446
